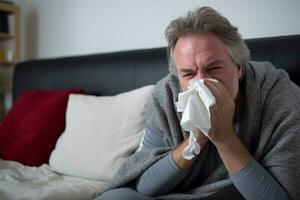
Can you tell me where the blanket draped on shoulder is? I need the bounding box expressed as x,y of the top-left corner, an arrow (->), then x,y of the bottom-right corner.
106,61 -> 300,200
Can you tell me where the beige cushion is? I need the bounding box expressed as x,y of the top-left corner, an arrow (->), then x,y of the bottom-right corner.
49,85 -> 154,181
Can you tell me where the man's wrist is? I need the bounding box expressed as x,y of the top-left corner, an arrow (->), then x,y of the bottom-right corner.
212,131 -> 252,175
210,128 -> 236,149
193,128 -> 208,148
172,138 -> 195,170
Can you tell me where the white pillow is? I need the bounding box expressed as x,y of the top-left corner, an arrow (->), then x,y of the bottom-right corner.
49,85 -> 154,181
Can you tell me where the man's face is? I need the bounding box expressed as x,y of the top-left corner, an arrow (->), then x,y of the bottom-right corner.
173,33 -> 242,99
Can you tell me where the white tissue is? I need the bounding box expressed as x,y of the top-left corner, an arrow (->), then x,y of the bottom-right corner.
181,131 -> 201,160
175,78 -> 216,160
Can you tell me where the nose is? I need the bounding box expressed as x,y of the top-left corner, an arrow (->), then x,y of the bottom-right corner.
195,71 -> 209,80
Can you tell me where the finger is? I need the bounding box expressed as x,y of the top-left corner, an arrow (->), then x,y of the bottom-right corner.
215,80 -> 232,99
204,79 -> 223,101
206,79 -> 231,100
209,103 -> 217,115
210,79 -> 225,97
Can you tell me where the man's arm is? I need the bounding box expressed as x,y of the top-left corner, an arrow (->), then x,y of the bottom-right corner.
230,158 -> 290,200
203,79 -> 252,174
136,122 -> 207,196
214,129 -> 289,200
172,128 -> 208,170
204,79 -> 289,200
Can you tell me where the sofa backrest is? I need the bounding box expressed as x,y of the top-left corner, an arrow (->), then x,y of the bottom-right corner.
13,34 -> 300,101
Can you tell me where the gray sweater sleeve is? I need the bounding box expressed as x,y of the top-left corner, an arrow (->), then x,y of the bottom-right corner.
138,122 -> 290,199
230,159 -> 290,200
136,122 -> 189,196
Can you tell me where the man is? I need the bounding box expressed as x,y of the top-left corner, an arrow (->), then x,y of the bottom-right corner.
97,6 -> 300,200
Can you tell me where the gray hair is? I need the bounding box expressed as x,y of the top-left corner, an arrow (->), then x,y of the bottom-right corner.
165,6 -> 250,76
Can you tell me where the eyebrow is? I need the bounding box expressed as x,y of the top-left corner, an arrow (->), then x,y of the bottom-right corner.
204,60 -> 224,68
179,68 -> 195,73
179,60 -> 225,74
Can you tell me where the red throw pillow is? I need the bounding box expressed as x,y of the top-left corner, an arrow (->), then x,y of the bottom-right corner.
0,89 -> 84,166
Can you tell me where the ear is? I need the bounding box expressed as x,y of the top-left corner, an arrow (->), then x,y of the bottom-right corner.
236,64 -> 243,79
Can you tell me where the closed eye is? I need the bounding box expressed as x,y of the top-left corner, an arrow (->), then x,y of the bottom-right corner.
182,73 -> 193,77
208,66 -> 222,71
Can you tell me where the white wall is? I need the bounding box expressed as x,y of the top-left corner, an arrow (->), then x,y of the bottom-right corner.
14,0 -> 300,61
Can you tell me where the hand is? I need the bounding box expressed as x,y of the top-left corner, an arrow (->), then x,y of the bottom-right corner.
172,127 -> 208,170
203,79 -> 252,175
204,79 -> 235,145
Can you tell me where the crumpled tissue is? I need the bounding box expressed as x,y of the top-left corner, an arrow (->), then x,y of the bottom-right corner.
175,78 -> 217,160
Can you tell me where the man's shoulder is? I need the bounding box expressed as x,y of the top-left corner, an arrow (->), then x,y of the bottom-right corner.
247,61 -> 293,87
248,61 -> 277,74
155,73 -> 179,87
247,60 -> 300,101
152,73 -> 181,98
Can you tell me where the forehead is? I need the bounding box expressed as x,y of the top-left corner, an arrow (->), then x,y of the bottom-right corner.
173,33 -> 231,64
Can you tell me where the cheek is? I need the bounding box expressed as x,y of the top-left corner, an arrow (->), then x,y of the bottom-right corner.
179,79 -> 189,91
229,72 -> 240,99
219,67 -> 240,99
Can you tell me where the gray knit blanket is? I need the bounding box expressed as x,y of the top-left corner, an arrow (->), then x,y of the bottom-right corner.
106,61 -> 300,199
